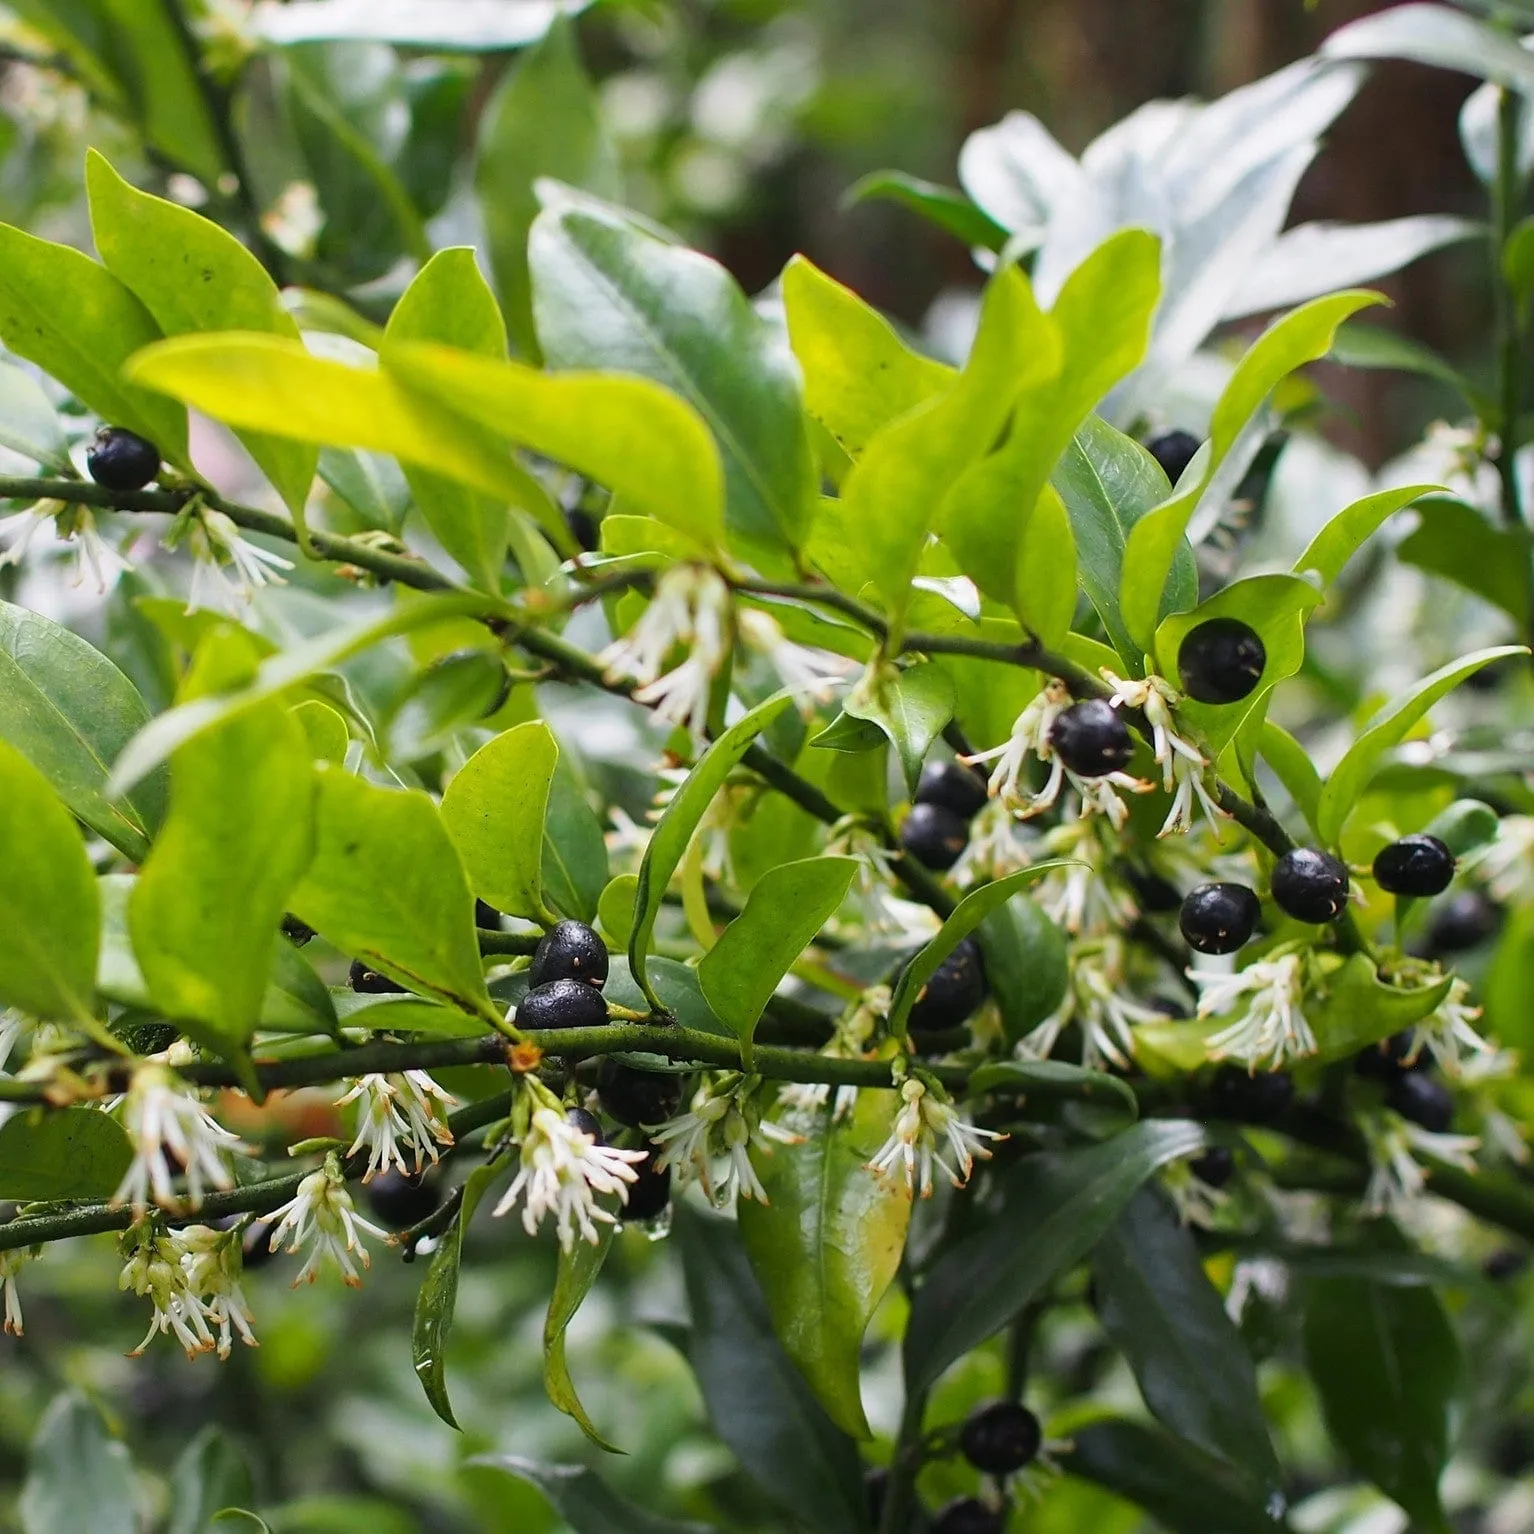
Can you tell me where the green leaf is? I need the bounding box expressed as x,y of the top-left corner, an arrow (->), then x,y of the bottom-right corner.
1331,321 -> 1476,402
597,874 -> 639,948
629,694 -> 796,1010
737,1087 -> 910,1439
292,700 -> 350,764
441,720 -> 559,923
1423,798 -> 1501,857
967,1058 -> 1138,1119
975,897 -> 1070,1045
676,1210 -> 866,1534
543,1225 -> 618,1449
530,200 -> 814,570
386,647 -> 515,765
842,171 -> 1009,251
468,1458 -> 716,1534
0,1107 -> 132,1200
1120,290 -> 1384,650
330,992 -> 487,1039
411,1162 -> 499,1429
20,1393 -> 136,1534
476,14 -> 620,358
1304,953 -> 1454,1064
0,221 -> 187,462
887,863 -> 1070,1039
1397,499 -> 1532,623
780,255 -> 953,459
903,1119 -> 1206,1392
318,448 -> 410,533
167,1428 -> 256,1534
844,661 -> 955,794
0,598 -> 166,861
1316,645 -> 1529,845
1323,3 -> 1534,92
0,737 -> 99,1023
1293,484 -> 1438,591
1304,1266 -> 1461,1531
130,628 -> 315,1054
85,151 -> 316,517
1093,1188 -> 1280,1491
1257,721 -> 1323,837
0,360 -> 70,471
290,764 -> 497,1024
257,0 -> 598,49
698,856 -> 857,1054
210,1515 -> 269,1533
541,762 -> 609,925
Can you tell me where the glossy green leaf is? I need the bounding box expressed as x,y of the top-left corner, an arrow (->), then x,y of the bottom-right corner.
541,762 -> 609,925
0,738 -> 99,1024
1397,499 -> 1532,624
318,448 -> 410,533
781,255 -> 953,458
629,694 -> 796,1010
1304,954 -> 1454,1063
292,700 -> 349,764
1323,3 -> 1534,91
130,629 -> 315,1054
530,200 -> 813,569
0,360 -> 70,471
844,661 -> 955,794
967,1058 -> 1138,1118
167,1428 -> 256,1534
904,1119 -> 1206,1391
1331,321 -> 1476,401
1121,290 -> 1384,650
975,897 -> 1070,1045
331,992 -> 488,1039
468,1457 -> 716,1534
1257,721 -> 1323,836
0,598 -> 166,861
738,1087 -> 909,1439
1293,483 -> 1437,590
20,1393 -> 136,1534
290,764 -> 498,1024
597,874 -> 639,948
1316,646 -> 1529,845
0,1107 -> 132,1201
543,1225 -> 617,1449
86,151 -> 316,517
676,1210 -> 866,1534
698,856 -> 857,1053
441,720 -> 558,923
411,1162 -> 499,1428
842,170 -> 1009,251
257,0 -> 597,49
388,651 -> 514,760
0,222 -> 187,462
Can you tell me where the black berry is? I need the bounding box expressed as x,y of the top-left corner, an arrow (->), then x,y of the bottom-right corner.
1177,618 -> 1266,705
1426,889 -> 1502,953
528,920 -> 610,989
1373,834 -> 1455,898
86,425 -> 160,491
475,898 -> 502,929
566,1106 -> 603,1141
1354,1030 -> 1422,1082
1270,848 -> 1351,924
1123,862 -> 1182,913
864,1468 -> 890,1526
1145,427 -> 1201,484
1484,1249 -> 1527,1282
1049,699 -> 1133,778
1190,1146 -> 1236,1188
349,958 -> 407,994
916,760 -> 989,821
934,1497 -> 1005,1534
1208,1065 -> 1293,1124
597,1058 -> 683,1127
565,507 -> 600,552
517,978 -> 609,1031
624,1144 -> 671,1221
959,1400 -> 1042,1475
900,801 -> 969,871
281,912 -> 315,946
907,937 -> 988,1039
1388,1071 -> 1454,1134
364,1170 -> 441,1229
1179,882 -> 1261,954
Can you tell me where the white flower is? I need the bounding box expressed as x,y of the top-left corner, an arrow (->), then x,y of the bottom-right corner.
0,501 -> 129,591
267,1161 -> 388,1287
1103,671 -> 1202,790
737,607 -> 854,712
335,1071 -> 457,1181
187,508 -> 293,613
1033,821 -> 1136,936
1360,1108 -> 1480,1221
1413,978 -> 1493,1076
1158,751 -> 1229,838
262,180 -> 324,259
952,800 -> 1036,888
0,1010 -> 29,1072
177,1225 -> 258,1359
826,817 -> 930,934
778,986 -> 889,1124
493,1104 -> 647,1249
865,1078 -> 1005,1198
1021,940 -> 1165,1070
0,1249 -> 32,1336
0,503 -> 54,570
1192,951 -> 1317,1072
1225,1256 -> 1288,1324
1162,1160 -> 1227,1228
112,1067 -> 245,1212
1474,816 -> 1534,904
120,1228 -> 217,1359
650,1075 -> 800,1206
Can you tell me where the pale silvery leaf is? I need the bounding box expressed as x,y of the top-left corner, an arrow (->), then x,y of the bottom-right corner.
957,111 -> 1084,238
1322,3 -> 1534,93
1460,67 -> 1534,185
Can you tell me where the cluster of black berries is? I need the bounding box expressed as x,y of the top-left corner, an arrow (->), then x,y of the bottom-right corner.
1355,1030 -> 1455,1132
901,760 -> 989,871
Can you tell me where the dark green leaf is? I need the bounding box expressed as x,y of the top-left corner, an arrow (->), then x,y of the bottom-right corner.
541,761 -> 610,925
468,1457 -> 716,1534
1397,499 -> 1531,624
974,899 -> 1070,1046
0,1108 -> 132,1201
543,1226 -> 617,1449
844,662 -> 955,794
967,1058 -> 1137,1119
20,1393 -> 136,1534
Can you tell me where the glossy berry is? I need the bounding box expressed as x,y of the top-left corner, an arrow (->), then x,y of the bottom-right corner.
597,1058 -> 683,1127
907,937 -> 988,1038
1426,889 -> 1502,953
528,920 -> 609,989
1388,1071 -> 1454,1134
1176,617 -> 1266,705
349,958 -> 407,994
624,1145 -> 671,1221
475,898 -> 501,930
1373,834 -> 1455,898
517,978 -> 609,1032
900,801 -> 969,871
1145,427 -> 1201,484
1270,848 -> 1351,924
1049,699 -> 1133,778
1354,1030 -> 1420,1081
364,1170 -> 441,1230
1208,1065 -> 1293,1124
1124,862 -> 1182,913
1179,882 -> 1261,954
565,507 -> 600,552
281,912 -> 315,946
959,1400 -> 1043,1474
934,1497 -> 1005,1534
86,425 -> 160,491
916,760 -> 989,821
1190,1146 -> 1236,1188
566,1106 -> 603,1141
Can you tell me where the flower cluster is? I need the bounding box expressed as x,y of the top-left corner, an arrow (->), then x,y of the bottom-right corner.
112,1066 -> 245,1212
1191,949 -> 1317,1072
1102,671 -> 1228,838
865,1078 -> 1005,1198
650,1073 -> 802,1205
119,1222 -> 257,1361
267,1158 -> 388,1288
186,507 -> 293,613
1023,937 -> 1169,1071
0,500 -> 128,591
335,1070 -> 457,1181
1359,1108 -> 1481,1223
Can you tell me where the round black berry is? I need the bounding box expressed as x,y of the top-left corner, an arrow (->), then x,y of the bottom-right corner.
528,920 -> 609,989
364,1170 -> 441,1229
959,1400 -> 1042,1475
1145,427 -> 1201,484
1176,618 -> 1267,705
900,801 -> 969,871
907,937 -> 988,1039
1354,1030 -> 1420,1081
281,912 -> 315,946
1208,1065 -> 1293,1124
863,1467 -> 890,1526
1179,882 -> 1261,954
86,425 -> 160,491
624,1145 -> 671,1221
1270,848 -> 1351,924
597,1058 -> 683,1127
934,1497 -> 1005,1534
565,507 -> 600,552
916,760 -> 989,821
566,1106 -> 603,1141
475,898 -> 502,930
1484,1249 -> 1527,1282
1373,834 -> 1455,898
517,978 -> 609,1031
1049,699 -> 1133,778
1387,1071 -> 1454,1134
1123,862 -> 1182,913
1426,889 -> 1502,953
1190,1146 -> 1236,1188
349,958 -> 407,994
